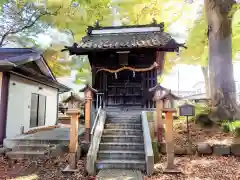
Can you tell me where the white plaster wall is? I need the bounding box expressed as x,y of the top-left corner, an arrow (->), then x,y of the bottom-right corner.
6,74 -> 58,138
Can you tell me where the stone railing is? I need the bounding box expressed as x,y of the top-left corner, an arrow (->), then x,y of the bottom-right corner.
141,111 -> 154,176
86,110 -> 106,175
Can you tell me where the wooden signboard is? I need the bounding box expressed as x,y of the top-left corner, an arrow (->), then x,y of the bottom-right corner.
179,103 -> 195,117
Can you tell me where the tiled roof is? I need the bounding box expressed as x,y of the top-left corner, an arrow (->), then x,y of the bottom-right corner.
78,32 -> 176,50
62,93 -> 84,103
63,23 -> 185,55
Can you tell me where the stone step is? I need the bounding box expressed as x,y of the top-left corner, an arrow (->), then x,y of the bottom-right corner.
12,144 -> 53,151
107,119 -> 141,124
99,143 -> 144,151
107,114 -> 140,118
105,123 -> 142,130
101,135 -> 143,143
96,160 -> 146,170
98,150 -> 145,160
103,129 -> 143,136
6,150 -> 47,159
97,169 -> 144,180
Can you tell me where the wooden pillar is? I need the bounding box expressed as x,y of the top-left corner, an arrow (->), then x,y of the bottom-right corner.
68,110 -> 80,153
80,84 -> 98,143
85,89 -> 92,142
63,109 -> 80,172
161,94 -> 181,173
156,99 -> 164,142
163,109 -> 176,171
149,84 -> 166,142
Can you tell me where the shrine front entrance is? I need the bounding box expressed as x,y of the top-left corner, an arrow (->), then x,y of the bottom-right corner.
94,69 -> 157,109
106,70 -> 143,107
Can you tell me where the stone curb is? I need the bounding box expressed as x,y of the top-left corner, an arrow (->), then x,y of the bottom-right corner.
158,142 -> 240,156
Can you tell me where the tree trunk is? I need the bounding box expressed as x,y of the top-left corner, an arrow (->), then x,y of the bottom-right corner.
201,66 -> 210,97
205,0 -> 240,121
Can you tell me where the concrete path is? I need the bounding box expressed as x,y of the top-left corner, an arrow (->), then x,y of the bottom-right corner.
6,127 -> 85,141
3,127 -> 85,149
97,169 -> 143,180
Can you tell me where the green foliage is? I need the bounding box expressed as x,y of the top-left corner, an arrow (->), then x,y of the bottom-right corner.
115,0 -> 191,28
221,120 -> 240,137
42,46 -> 72,77
37,0 -> 112,41
193,102 -> 213,127
180,5 -> 240,66
232,9 -> 240,56
221,120 -> 230,133
194,103 -> 211,115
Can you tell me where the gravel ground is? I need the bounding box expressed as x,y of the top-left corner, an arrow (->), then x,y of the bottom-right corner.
145,155 -> 240,180
0,154 -> 239,180
0,154 -> 93,180
173,120 -> 235,147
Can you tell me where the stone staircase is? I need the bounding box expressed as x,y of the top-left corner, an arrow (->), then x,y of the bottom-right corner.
5,140 -> 69,160
6,143 -> 54,160
96,110 -> 146,171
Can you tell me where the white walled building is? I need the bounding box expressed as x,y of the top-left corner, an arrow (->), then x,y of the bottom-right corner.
0,48 -> 70,143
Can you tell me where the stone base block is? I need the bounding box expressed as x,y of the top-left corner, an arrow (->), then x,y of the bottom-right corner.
231,144 -> 240,156
213,144 -> 230,156
163,164 -> 182,174
62,164 -> 78,174
197,143 -> 212,155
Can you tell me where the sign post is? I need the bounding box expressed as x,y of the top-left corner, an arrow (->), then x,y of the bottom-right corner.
179,103 -> 195,152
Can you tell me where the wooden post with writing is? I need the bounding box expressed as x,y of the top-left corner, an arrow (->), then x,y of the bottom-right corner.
80,84 -> 98,143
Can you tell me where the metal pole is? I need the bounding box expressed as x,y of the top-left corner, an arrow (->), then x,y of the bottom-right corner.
186,116 -> 190,144
178,68 -> 180,96
96,94 -> 99,109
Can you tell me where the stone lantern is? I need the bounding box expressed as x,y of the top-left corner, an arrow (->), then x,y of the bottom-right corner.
159,90 -> 181,173
62,92 -> 84,110
62,92 -> 84,173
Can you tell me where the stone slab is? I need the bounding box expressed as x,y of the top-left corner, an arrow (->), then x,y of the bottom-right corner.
163,167 -> 182,174
213,144 -> 230,156
197,143 -> 212,155
96,169 -> 143,180
0,147 -> 6,155
62,165 -> 78,174
9,127 -> 85,141
231,144 -> 240,156
3,127 -> 85,149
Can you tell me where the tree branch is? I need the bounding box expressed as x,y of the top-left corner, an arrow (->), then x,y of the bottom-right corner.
0,5 -> 61,46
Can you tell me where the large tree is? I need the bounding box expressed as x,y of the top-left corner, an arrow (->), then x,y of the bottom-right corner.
204,0 -> 240,121
178,2 -> 240,101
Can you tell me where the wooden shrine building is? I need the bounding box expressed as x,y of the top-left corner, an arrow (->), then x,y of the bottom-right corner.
64,22 -> 184,110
